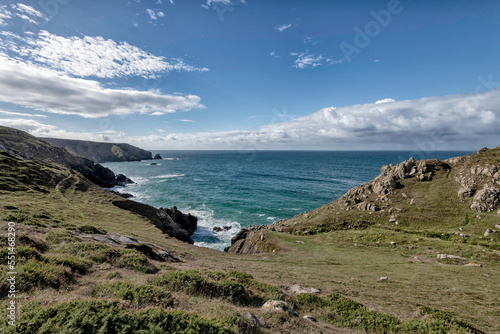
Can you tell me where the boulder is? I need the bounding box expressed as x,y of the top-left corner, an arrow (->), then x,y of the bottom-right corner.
153,153 -> 163,160
484,229 -> 496,237
241,312 -> 264,329
262,300 -> 294,314
288,285 -> 320,294
303,315 -> 317,322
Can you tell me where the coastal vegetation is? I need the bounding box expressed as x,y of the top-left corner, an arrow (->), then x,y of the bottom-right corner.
0,126 -> 498,333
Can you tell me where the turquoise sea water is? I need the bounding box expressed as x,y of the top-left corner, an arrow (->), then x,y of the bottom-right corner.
103,150 -> 472,250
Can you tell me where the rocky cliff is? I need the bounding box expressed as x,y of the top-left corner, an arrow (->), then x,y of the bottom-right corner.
226,146 -> 500,254
0,126 -> 132,188
112,201 -> 198,244
0,126 -> 198,244
41,138 -> 152,163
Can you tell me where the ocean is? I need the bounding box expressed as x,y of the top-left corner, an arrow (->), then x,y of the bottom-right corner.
103,150 -> 473,250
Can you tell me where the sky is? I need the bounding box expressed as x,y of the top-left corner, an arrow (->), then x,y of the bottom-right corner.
0,0 -> 499,150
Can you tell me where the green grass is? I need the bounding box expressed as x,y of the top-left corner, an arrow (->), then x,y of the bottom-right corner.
294,293 -> 482,333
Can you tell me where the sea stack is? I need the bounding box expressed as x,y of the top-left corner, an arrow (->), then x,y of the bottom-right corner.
153,153 -> 163,160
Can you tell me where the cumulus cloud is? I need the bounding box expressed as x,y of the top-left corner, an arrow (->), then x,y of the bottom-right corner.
115,89 -> 500,149
10,88 -> 499,150
0,30 -> 208,78
0,54 -> 204,118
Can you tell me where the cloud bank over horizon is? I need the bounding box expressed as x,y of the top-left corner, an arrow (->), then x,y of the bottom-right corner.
6,88 -> 500,150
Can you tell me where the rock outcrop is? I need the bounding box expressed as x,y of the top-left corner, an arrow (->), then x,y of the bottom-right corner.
224,226 -> 280,254
446,148 -> 500,212
153,153 -> 163,160
226,147 -> 500,254
337,158 -> 449,213
41,138 -> 153,163
111,200 -> 198,244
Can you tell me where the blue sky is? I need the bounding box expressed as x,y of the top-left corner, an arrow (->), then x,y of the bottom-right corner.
0,0 -> 499,150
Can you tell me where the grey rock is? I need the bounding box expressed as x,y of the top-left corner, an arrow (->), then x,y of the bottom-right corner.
303,315 -> 317,322
262,300 -> 295,314
242,312 -> 264,328
289,284 -> 320,294
484,229 -> 496,237
92,235 -> 118,245
437,254 -> 465,260
470,185 -> 500,212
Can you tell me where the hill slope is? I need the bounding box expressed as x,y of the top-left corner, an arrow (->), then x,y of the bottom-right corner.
0,131 -> 498,333
0,126 -> 129,188
42,137 -> 152,163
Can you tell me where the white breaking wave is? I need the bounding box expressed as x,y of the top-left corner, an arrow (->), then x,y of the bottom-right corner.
151,174 -> 185,179
189,206 -> 241,251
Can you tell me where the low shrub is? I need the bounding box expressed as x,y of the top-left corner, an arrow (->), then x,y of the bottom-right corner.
93,281 -> 174,307
9,300 -> 238,334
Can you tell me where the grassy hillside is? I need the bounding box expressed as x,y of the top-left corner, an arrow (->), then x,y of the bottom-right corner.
0,130 -> 498,333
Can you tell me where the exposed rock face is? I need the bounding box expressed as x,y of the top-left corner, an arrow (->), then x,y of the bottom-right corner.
338,158 -> 448,212
153,153 -> 163,160
470,185 -> 500,212
447,149 -> 500,212
0,126 -> 132,188
224,226 -> 279,254
112,200 -> 197,244
41,138 -> 153,163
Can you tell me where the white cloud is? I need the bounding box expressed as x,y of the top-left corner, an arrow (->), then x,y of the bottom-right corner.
202,0 -> 246,9
275,23 -> 292,32
0,54 -> 204,118
374,59 -> 381,63
12,4 -> 44,18
146,8 -> 157,20
0,118 -> 56,133
0,6 -> 13,26
0,118 -> 116,141
107,89 -> 500,149
291,51 -> 344,69
0,110 -> 46,117
0,30 -> 208,78
375,98 -> 395,104
176,119 -> 196,123
292,51 -> 323,69
14,86 -> 499,150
